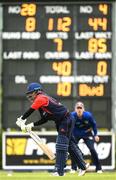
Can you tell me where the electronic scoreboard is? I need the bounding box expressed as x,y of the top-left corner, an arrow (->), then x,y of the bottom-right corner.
1,1 -> 112,129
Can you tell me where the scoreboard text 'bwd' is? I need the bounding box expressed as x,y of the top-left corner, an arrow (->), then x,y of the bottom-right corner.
2,2 -> 112,129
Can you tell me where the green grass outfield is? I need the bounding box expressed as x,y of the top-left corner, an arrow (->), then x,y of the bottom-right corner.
0,171 -> 116,180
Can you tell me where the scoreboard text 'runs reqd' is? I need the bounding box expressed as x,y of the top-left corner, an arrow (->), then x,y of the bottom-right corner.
2,2 -> 112,129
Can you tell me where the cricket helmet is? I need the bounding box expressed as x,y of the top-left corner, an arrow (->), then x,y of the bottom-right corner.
26,82 -> 42,94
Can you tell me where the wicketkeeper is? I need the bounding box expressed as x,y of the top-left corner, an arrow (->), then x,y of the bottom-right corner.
16,82 -> 89,176
70,101 -> 102,173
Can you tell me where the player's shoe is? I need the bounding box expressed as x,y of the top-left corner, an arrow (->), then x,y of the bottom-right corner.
97,170 -> 103,174
86,163 -> 90,170
52,172 -> 59,176
70,169 -> 76,174
52,172 -> 65,176
78,163 -> 90,176
78,169 -> 86,176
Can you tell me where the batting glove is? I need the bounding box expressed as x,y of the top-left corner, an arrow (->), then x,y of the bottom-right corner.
16,116 -> 26,128
25,123 -> 34,132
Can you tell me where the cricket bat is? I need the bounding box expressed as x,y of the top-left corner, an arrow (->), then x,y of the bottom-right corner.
28,130 -> 55,160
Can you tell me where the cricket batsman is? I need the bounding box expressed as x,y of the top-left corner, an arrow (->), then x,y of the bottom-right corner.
16,82 -> 89,176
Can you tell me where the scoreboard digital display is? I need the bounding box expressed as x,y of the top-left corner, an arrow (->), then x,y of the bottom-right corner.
2,2 -> 112,129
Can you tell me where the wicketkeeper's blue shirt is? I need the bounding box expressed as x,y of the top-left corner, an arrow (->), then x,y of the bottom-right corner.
71,111 -> 98,138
